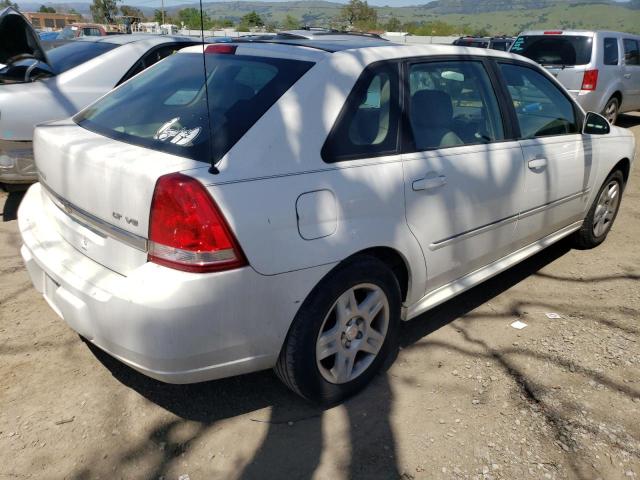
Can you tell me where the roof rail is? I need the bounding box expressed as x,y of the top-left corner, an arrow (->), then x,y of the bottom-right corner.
296,26 -> 387,40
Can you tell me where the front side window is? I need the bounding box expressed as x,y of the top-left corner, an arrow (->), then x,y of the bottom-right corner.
624,39 -> 640,66
603,38 -> 619,66
322,63 -> 400,162
76,53 -> 313,163
407,61 -> 504,151
499,63 -> 578,139
510,35 -> 593,66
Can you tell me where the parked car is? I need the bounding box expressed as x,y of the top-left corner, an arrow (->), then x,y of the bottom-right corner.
58,23 -> 107,39
453,36 -> 515,51
510,30 -> 640,124
0,7 -> 199,190
18,34 -> 635,404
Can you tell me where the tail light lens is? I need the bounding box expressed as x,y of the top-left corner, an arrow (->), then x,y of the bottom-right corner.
581,69 -> 599,91
148,173 -> 246,273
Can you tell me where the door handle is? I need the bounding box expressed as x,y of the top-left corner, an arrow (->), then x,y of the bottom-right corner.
528,158 -> 548,170
624,73 -> 632,79
413,175 -> 447,191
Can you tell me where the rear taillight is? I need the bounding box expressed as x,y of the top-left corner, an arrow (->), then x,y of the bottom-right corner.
148,173 -> 246,273
204,44 -> 237,55
581,69 -> 599,91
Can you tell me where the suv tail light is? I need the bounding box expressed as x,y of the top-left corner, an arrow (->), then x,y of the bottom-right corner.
148,173 -> 246,273
581,69 -> 599,91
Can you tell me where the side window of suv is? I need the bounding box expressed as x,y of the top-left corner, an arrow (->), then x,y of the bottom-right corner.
603,38 -> 619,66
322,63 -> 400,162
624,39 -> 640,66
407,61 -> 504,151
499,63 -> 578,139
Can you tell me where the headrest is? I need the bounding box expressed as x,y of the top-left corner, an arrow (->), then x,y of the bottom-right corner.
411,90 -> 454,128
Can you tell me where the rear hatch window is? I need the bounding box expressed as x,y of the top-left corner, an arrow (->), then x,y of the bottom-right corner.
47,41 -> 118,74
511,35 -> 593,66
75,51 -> 314,164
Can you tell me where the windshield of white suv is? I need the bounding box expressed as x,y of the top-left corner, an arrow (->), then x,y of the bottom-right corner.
47,41 -> 119,74
75,52 -> 314,163
511,35 -> 593,66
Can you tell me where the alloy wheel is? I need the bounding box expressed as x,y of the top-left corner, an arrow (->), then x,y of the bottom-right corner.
315,283 -> 389,384
593,180 -> 621,237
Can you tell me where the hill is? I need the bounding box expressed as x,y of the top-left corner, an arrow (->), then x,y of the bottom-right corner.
16,0 -> 640,35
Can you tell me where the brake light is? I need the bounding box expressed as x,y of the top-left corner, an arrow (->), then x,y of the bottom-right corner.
204,44 -> 237,55
148,173 -> 246,273
544,31 -> 563,35
581,69 -> 599,91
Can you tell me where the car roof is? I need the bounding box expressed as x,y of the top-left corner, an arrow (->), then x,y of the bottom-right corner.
181,39 -> 535,65
518,30 -> 640,37
75,34 -> 197,46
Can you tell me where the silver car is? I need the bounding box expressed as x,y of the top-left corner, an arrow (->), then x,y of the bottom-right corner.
510,30 -> 640,124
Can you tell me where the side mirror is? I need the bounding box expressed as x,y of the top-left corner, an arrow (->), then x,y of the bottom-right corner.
583,112 -> 611,135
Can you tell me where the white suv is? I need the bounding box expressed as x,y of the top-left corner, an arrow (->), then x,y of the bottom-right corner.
18,35 -> 636,404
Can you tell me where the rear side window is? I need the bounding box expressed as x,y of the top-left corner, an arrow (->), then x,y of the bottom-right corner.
624,39 -> 640,66
510,35 -> 593,66
322,63 -> 400,162
603,38 -> 619,66
75,53 -> 313,163
46,41 -> 118,74
499,63 -> 578,139
407,61 -> 504,151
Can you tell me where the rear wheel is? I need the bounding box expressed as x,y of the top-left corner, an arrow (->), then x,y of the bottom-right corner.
602,97 -> 620,125
275,256 -> 400,404
573,170 -> 624,249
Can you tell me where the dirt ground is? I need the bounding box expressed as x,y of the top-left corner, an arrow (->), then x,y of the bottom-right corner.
1,115 -> 639,480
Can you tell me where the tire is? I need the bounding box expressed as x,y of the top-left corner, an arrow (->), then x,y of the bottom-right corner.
275,255 -> 401,405
602,97 -> 620,125
573,170 -> 625,250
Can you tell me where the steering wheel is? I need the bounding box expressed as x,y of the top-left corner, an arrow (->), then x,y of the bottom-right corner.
5,53 -> 37,64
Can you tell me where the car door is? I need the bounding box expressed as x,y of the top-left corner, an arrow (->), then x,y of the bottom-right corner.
496,61 -> 592,247
401,58 -> 525,293
622,38 -> 640,110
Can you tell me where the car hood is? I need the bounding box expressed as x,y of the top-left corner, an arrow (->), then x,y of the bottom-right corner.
0,7 -> 48,66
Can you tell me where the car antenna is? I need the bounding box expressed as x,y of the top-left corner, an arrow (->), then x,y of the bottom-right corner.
197,0 -> 219,175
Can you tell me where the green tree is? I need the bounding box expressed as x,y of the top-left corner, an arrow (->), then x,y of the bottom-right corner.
282,14 -> 299,30
339,0 -> 377,31
154,8 -> 170,24
1,0 -> 19,9
178,7 -> 209,29
90,0 -> 119,23
239,10 -> 264,30
385,15 -> 401,32
38,5 -> 55,13
120,5 -> 143,18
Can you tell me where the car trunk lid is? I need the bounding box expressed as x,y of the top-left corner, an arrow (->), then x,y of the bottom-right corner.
34,120 -> 203,276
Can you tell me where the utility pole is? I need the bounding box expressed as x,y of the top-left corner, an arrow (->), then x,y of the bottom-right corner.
161,0 -> 165,26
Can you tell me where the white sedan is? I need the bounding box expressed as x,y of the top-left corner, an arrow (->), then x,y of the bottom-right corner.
0,7 -> 198,189
18,33 -> 635,404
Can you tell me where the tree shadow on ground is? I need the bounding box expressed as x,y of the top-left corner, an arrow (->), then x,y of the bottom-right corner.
1,190 -> 26,222
77,238 -> 593,479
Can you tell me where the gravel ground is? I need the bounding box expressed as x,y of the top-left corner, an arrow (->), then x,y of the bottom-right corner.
1,114 -> 639,480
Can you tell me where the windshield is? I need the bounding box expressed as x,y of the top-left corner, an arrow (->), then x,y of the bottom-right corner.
58,26 -> 76,40
510,35 -> 593,66
46,41 -> 118,74
75,52 -> 314,163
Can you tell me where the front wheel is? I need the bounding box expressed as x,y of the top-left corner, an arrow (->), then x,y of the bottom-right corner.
275,256 -> 401,404
573,170 -> 625,249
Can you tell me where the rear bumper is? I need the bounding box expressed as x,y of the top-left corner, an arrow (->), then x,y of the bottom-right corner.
568,90 -> 605,114
0,140 -> 37,185
18,183 -> 331,383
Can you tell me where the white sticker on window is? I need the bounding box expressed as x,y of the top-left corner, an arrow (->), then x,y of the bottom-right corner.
154,118 -> 201,146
